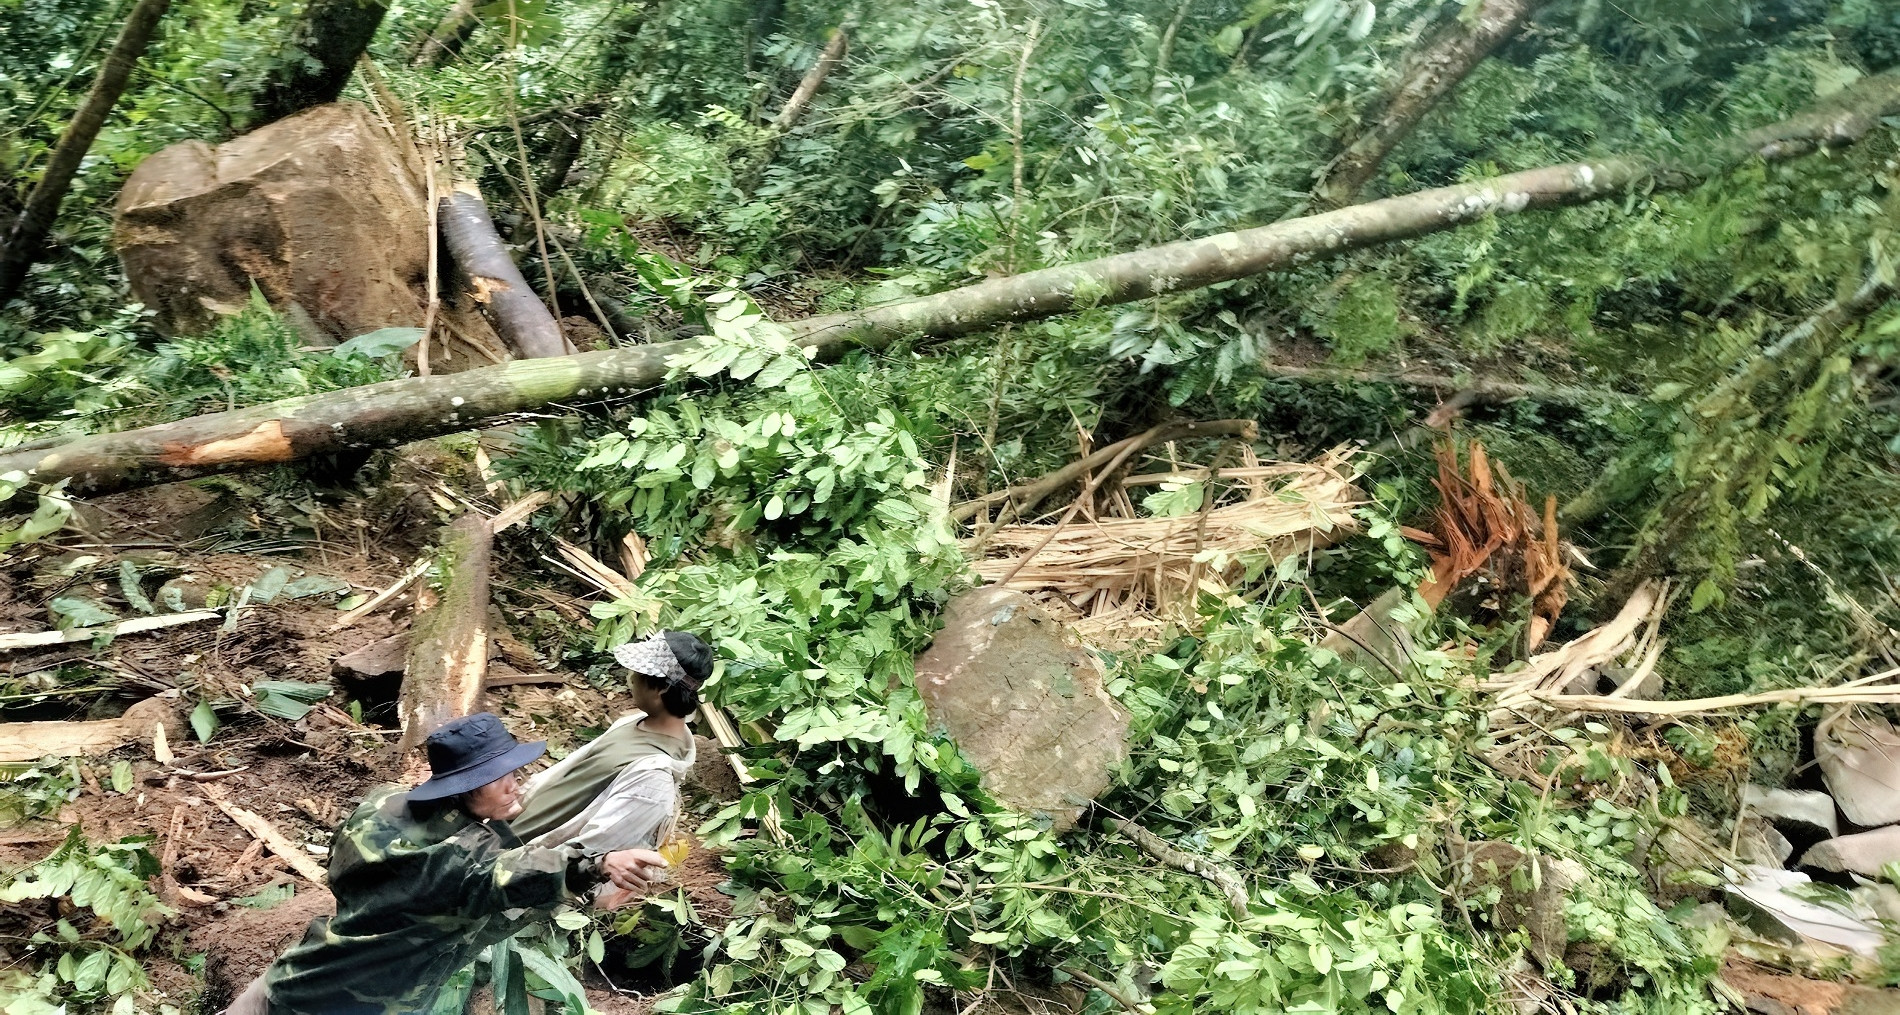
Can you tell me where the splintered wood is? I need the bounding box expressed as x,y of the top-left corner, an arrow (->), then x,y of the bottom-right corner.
970,448 -> 1363,636
1416,440 -> 1569,648
1484,580 -> 1666,713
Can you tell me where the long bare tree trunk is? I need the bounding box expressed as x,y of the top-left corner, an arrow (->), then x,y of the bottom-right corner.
4,71 -> 1898,498
410,0 -> 481,68
252,0 -> 392,128
0,0 -> 173,307
1313,0 -> 1538,208
439,181 -> 570,359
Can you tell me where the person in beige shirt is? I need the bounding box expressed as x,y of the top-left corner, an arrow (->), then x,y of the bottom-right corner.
511,630 -> 708,906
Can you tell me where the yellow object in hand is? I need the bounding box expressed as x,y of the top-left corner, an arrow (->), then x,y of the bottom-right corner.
658,837 -> 691,868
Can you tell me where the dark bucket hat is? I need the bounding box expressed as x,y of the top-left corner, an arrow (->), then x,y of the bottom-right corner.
408,712 -> 546,802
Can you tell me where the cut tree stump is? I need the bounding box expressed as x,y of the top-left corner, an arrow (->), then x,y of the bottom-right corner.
396,513 -> 493,752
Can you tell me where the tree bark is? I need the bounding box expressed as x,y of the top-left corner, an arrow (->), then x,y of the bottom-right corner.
1313,0 -> 1538,208
4,70 -> 1899,498
0,0 -> 173,307
251,0 -> 393,128
439,180 -> 570,359
771,26 -> 849,132
410,0 -> 481,68
743,26 -> 849,194
536,105 -> 601,200
397,512 -> 492,753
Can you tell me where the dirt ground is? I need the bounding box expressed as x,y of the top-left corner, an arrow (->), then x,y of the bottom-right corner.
0,457 -> 739,1013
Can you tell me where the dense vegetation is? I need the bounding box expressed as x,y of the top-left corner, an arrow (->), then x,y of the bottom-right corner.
6,0 -> 1900,1012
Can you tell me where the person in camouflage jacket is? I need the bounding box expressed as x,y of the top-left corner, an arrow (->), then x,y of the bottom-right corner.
224,713 -> 665,1015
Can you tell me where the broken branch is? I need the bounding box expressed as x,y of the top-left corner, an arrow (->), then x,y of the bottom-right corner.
204,784 -> 330,885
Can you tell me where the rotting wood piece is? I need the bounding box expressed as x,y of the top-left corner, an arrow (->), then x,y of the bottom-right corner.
396,513 -> 494,752
333,631 -> 410,684
439,181 -> 569,360
0,697 -> 182,763
7,71 -> 1900,498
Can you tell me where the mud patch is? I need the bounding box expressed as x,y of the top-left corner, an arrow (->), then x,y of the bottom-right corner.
187,888 -> 336,1008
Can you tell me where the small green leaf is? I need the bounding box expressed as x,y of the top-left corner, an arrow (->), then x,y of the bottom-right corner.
248,565 -> 293,604
110,761 -> 133,794
119,561 -> 154,615
233,883 -> 295,909
50,596 -> 118,630
190,699 -> 220,743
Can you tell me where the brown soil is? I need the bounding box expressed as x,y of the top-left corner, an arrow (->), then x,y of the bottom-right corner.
188,889 -> 337,1007
0,457 -> 741,1011
1723,959 -> 1849,1014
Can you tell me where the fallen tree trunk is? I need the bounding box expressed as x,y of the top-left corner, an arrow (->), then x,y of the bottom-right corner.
439,181 -> 570,359
4,71 -> 1898,498
0,0 -> 173,307
1313,0 -> 1539,207
396,513 -> 492,752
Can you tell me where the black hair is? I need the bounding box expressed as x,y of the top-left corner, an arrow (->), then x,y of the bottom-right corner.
637,669 -> 700,718
638,630 -> 711,717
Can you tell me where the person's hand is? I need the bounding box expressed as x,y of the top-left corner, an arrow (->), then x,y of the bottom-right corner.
600,848 -> 668,894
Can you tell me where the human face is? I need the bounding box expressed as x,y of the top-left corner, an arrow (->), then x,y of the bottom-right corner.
463,771 -> 523,821
631,674 -> 666,716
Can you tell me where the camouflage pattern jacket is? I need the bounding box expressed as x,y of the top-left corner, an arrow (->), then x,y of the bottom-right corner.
263,785 -> 598,1015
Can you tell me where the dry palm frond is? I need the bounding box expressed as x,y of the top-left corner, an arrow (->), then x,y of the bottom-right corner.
969,448 -> 1364,636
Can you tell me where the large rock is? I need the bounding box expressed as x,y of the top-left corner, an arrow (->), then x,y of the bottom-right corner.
914,588 -> 1127,831
1743,786 -> 1840,844
114,102 -> 428,340
1817,713 -> 1900,828
1798,826 -> 1900,878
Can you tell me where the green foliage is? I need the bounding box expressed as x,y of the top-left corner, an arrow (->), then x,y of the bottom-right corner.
0,291 -> 405,464
0,760 -> 81,826
1,828 -> 172,1014
8,0 -> 1900,1010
